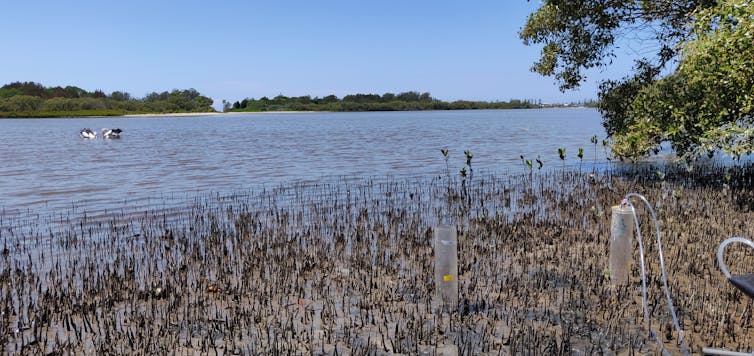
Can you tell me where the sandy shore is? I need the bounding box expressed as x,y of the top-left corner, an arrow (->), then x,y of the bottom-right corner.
122,112 -> 225,117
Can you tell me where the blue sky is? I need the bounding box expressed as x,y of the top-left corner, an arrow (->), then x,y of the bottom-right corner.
0,1 -> 637,106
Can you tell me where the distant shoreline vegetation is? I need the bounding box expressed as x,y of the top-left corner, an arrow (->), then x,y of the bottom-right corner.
0,82 -> 598,118
0,82 -> 215,118
226,91 -> 597,112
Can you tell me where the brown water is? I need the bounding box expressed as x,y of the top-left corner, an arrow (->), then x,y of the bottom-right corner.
0,109 -> 604,218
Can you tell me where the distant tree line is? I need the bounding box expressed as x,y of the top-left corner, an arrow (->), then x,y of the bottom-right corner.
226,91 -> 543,112
0,82 -> 214,117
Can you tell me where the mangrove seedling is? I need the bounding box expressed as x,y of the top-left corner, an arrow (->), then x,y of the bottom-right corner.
558,147 -> 566,170
536,155 -> 543,170
577,147 -> 584,171
525,159 -> 534,187
464,150 -> 473,167
460,166 -> 467,197
464,149 -> 473,182
441,147 -> 450,180
591,135 -> 599,170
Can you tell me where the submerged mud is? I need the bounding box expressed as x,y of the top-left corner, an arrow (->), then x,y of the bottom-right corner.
1,167 -> 754,354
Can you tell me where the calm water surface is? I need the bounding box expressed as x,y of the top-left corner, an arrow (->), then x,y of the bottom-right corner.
0,109 -> 604,216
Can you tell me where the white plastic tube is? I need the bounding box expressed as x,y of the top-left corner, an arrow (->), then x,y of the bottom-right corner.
434,225 -> 458,308
610,205 -> 634,285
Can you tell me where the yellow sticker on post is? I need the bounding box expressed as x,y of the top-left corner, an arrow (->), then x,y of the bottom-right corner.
443,275 -> 454,282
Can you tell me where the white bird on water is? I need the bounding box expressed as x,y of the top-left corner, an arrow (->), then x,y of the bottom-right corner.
101,128 -> 122,139
80,128 -> 97,139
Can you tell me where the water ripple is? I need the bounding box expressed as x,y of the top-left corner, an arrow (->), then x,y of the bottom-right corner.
0,109 -> 606,218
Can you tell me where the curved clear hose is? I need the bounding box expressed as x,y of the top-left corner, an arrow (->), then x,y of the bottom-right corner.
624,193 -> 689,356
717,237 -> 754,279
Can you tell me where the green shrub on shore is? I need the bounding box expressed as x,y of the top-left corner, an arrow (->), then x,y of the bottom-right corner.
227,91 -> 549,112
0,81 -> 215,118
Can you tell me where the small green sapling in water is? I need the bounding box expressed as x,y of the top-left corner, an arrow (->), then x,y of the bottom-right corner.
557,147 -> 567,175
441,147 -> 450,179
591,135 -> 599,168
464,150 -> 473,181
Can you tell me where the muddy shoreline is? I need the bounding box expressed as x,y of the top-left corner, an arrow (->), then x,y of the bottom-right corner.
1,168 -> 753,354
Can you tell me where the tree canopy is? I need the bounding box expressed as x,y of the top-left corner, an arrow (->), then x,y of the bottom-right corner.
0,82 -> 215,117
227,91 -> 549,112
521,0 -> 753,160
